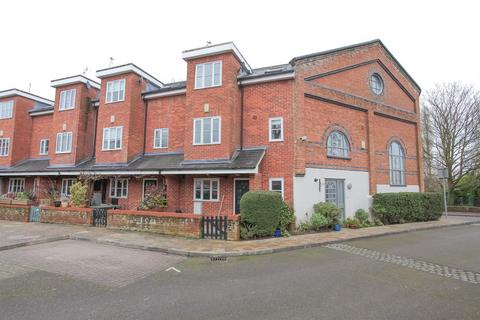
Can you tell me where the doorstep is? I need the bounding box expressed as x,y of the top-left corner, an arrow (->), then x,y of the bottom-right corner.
1,215 -> 479,256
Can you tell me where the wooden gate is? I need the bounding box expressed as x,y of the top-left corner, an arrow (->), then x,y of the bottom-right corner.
202,216 -> 228,240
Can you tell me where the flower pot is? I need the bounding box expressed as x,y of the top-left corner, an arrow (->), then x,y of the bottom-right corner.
11,199 -> 32,206
0,199 -> 12,205
54,200 -> 61,207
334,224 -> 342,232
274,228 -> 282,237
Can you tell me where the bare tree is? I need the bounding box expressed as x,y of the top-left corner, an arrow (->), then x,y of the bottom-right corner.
422,83 -> 480,197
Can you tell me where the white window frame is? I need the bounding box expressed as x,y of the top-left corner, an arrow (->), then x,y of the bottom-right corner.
269,178 -> 285,199
39,139 -> 49,155
110,178 -> 128,198
142,178 -> 158,200
153,128 -> 169,149
193,178 -> 220,201
193,116 -> 221,145
61,178 -> 76,197
0,138 -> 10,156
8,178 -> 25,194
194,61 -> 222,89
59,89 -> 76,111
105,79 -> 126,103
102,126 -> 123,151
0,100 -> 13,119
55,132 -> 72,154
389,141 -> 405,186
269,117 -> 284,142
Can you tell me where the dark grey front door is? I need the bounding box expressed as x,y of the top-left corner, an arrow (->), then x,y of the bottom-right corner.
325,179 -> 345,220
234,179 -> 249,214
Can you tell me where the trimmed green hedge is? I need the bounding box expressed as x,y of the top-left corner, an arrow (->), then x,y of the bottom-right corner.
240,191 -> 283,239
372,192 -> 443,224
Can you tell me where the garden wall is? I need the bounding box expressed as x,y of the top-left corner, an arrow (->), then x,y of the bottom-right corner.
448,206 -> 480,213
40,207 -> 93,225
0,204 -> 30,222
107,210 -> 241,240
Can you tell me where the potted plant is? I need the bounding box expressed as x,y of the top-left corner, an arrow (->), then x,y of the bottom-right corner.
0,193 -> 13,205
11,192 -> 34,205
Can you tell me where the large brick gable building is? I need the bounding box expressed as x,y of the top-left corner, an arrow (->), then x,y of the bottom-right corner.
0,40 -> 423,221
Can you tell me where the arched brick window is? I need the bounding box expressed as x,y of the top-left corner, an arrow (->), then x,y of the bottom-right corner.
389,141 -> 405,185
327,131 -> 350,158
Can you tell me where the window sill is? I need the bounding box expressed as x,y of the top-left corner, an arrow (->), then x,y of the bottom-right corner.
327,155 -> 351,160
58,108 -> 75,112
153,146 -> 168,149
105,99 -> 125,105
269,139 -> 284,143
193,199 -> 220,202
55,151 -> 72,154
389,184 -> 407,187
101,148 -> 122,152
192,142 -> 221,146
194,84 -> 222,90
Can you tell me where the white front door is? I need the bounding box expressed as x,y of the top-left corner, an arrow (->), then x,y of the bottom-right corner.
193,201 -> 202,214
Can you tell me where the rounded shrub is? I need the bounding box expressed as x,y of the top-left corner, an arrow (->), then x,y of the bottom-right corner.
313,202 -> 340,225
240,191 -> 283,239
354,209 -> 369,224
310,212 -> 330,230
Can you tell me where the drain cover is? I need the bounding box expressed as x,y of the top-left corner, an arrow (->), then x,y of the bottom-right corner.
210,256 -> 228,262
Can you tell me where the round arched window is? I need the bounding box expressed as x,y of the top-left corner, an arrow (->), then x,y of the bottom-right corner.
369,73 -> 384,95
327,131 -> 350,158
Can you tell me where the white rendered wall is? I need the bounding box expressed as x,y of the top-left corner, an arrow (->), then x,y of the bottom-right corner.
376,184 -> 420,193
293,168 -> 370,222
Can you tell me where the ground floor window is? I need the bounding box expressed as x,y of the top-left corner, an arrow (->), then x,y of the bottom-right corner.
194,178 -> 219,201
8,178 -> 25,193
143,179 -> 158,199
61,178 -> 76,197
269,178 -> 284,199
110,178 -> 128,198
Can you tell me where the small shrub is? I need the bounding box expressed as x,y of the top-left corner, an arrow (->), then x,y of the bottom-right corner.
313,202 -> 340,225
343,217 -> 361,228
240,191 -> 283,239
139,187 -> 168,210
372,192 -> 443,224
70,181 -> 88,207
15,192 -> 33,200
278,202 -> 295,235
310,212 -> 331,231
354,209 -> 369,224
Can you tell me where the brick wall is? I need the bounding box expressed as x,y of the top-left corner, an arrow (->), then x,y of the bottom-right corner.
30,113 -> 53,158
40,206 -> 93,225
107,209 -> 240,240
0,204 -> 30,222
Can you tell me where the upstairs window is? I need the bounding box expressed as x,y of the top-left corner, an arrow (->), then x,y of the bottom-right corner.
56,132 -> 72,153
110,178 -> 128,198
194,178 -> 219,201
8,178 -> 25,194
0,101 -> 13,119
0,138 -> 9,156
389,141 -> 405,186
102,127 -> 123,150
193,117 -> 221,145
269,117 -> 284,142
106,79 -> 126,103
39,139 -> 49,155
59,89 -> 76,110
327,131 -> 350,158
369,73 -> 384,95
61,178 -> 76,197
154,128 -> 169,148
195,61 -> 222,89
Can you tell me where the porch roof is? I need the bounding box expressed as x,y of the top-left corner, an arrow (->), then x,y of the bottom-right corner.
0,148 -> 265,176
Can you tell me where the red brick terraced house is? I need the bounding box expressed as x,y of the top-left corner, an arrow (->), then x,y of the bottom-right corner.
0,40 -> 424,222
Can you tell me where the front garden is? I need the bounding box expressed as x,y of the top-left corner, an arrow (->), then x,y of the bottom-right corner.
239,191 -> 444,239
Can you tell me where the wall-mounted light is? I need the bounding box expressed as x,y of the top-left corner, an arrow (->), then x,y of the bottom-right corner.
347,183 -> 352,190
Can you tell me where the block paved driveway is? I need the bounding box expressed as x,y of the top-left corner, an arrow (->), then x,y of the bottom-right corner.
1,225 -> 480,320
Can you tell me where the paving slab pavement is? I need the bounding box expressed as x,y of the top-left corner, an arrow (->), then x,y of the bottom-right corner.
1,215 -> 479,257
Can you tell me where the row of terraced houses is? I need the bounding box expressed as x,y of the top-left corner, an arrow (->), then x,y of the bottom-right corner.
0,40 -> 424,222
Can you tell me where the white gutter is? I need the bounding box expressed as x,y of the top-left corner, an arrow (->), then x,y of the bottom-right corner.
0,170 -> 160,176
143,88 -> 186,100
238,72 -> 295,86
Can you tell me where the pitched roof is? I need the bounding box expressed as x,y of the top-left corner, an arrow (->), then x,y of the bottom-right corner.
289,39 -> 420,92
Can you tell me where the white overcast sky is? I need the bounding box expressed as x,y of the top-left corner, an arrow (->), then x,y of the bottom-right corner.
1,0 -> 479,100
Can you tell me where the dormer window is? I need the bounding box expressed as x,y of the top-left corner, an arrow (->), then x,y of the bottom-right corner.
195,61 -> 222,89
106,79 -> 126,103
59,89 -> 76,110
